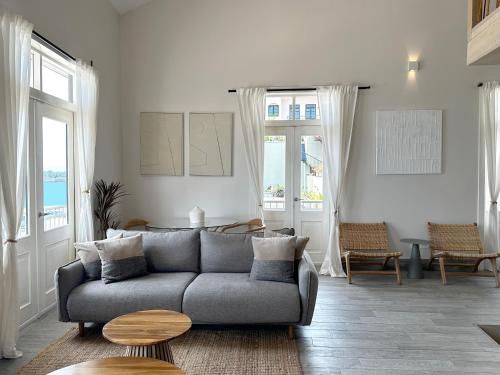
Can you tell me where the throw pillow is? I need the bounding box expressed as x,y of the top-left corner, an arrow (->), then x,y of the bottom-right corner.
96,234 -> 148,284
250,236 -> 297,283
264,229 -> 309,259
74,234 -> 123,280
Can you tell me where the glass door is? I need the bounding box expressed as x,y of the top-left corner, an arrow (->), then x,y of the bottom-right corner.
263,125 -> 328,264
293,126 -> 328,264
35,101 -> 74,312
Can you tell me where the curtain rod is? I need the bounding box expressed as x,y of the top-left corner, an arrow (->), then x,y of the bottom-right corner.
227,86 -> 371,93
32,30 -> 93,67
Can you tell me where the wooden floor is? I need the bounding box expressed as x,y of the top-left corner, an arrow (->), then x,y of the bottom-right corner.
1,272 -> 500,374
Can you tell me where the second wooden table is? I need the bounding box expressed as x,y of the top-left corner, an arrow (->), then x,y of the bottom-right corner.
103,310 -> 192,364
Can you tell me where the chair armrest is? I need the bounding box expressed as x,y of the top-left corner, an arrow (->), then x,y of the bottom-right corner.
54,259 -> 86,322
297,251 -> 319,326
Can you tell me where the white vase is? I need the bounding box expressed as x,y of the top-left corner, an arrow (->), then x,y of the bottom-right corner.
189,206 -> 205,224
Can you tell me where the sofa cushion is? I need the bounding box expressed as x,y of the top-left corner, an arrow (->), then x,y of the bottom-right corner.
67,272 -> 197,322
182,273 -> 301,324
200,231 -> 259,273
107,229 -> 200,273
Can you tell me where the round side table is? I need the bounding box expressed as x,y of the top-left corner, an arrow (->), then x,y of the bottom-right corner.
48,357 -> 185,375
103,310 -> 191,364
400,238 -> 429,279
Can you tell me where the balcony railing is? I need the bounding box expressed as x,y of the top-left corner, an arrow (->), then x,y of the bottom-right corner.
44,205 -> 67,231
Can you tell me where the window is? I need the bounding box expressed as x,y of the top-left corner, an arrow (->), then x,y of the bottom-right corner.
30,38 -> 75,103
263,135 -> 286,211
305,104 -> 316,120
268,104 -> 279,118
288,104 -> 300,120
264,93 -> 320,123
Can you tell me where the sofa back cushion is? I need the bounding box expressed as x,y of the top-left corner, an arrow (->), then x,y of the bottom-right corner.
107,229 -> 200,273
200,231 -> 260,273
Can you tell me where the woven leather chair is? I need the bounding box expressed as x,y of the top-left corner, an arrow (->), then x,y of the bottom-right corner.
339,222 -> 402,284
427,222 -> 500,286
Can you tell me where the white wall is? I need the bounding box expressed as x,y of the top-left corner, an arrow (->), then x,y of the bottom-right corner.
120,0 -> 500,257
0,0 -> 122,184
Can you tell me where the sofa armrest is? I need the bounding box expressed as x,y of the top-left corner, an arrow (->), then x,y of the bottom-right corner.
297,251 -> 319,326
54,259 -> 86,322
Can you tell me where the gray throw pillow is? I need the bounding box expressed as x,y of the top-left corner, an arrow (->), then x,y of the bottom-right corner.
96,234 -> 148,284
74,234 -> 123,280
250,236 -> 297,283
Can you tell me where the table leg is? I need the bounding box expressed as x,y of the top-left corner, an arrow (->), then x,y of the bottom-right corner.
408,243 -> 424,279
126,340 -> 175,363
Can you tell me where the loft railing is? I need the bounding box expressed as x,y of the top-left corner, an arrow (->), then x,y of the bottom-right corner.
473,0 -> 500,27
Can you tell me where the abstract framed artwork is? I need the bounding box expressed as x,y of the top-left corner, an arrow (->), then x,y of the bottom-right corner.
189,112 -> 233,176
140,112 -> 184,176
376,110 -> 442,175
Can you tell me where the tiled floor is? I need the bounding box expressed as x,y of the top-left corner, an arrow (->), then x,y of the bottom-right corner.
2,272 -> 500,374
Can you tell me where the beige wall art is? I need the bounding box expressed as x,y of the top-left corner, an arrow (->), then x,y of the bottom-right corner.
140,112 -> 184,176
189,112 -> 233,176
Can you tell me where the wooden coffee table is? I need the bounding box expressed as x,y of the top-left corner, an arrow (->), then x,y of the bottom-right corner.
103,310 -> 191,364
48,357 -> 185,374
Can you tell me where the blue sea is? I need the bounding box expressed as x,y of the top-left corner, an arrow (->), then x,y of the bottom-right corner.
44,181 -> 67,206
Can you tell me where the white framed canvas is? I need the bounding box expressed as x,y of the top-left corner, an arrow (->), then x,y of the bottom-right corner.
376,110 -> 442,175
189,112 -> 233,176
140,112 -> 184,176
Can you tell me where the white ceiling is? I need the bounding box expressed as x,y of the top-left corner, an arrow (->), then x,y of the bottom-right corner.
108,0 -> 153,15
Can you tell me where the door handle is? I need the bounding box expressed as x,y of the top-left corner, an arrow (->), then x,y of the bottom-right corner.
294,197 -> 303,202
38,212 -> 50,218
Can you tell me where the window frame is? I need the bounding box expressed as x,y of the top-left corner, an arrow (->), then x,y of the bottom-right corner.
267,103 -> 280,118
265,92 -> 321,127
30,37 -> 76,112
305,104 -> 317,120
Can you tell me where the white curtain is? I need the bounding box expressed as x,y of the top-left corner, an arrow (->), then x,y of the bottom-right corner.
318,85 -> 359,277
236,88 -> 266,220
480,81 -> 500,258
0,11 -> 33,359
75,60 -> 99,242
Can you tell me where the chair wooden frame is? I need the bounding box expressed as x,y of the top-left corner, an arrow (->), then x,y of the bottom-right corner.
427,222 -> 500,287
339,222 -> 402,285
221,218 -> 266,234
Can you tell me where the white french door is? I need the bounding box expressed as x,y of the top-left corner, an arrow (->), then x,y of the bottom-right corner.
263,126 -> 328,264
17,100 -> 75,325
36,102 -> 75,311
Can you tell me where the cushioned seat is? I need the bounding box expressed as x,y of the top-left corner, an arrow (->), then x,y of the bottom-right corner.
182,273 -> 300,324
67,272 -> 197,322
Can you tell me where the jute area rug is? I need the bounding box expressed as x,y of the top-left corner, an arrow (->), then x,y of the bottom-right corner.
19,325 -> 302,374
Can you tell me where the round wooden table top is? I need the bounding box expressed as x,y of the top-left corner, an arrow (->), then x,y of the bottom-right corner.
47,357 -> 186,374
103,310 -> 192,346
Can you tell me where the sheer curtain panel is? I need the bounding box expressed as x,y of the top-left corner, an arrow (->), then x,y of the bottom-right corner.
318,85 -> 358,277
75,60 -> 99,242
0,11 -> 33,359
480,82 -> 500,260
236,88 -> 267,220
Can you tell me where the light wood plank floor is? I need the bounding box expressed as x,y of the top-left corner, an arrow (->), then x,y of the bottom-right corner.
1,272 -> 500,374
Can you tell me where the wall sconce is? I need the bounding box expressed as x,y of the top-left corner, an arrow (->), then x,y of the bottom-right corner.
408,60 -> 420,72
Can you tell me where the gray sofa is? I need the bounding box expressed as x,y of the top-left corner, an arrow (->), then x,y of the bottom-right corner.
55,229 -> 319,331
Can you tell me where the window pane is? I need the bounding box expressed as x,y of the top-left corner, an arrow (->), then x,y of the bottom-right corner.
288,104 -> 300,120
300,135 -> 323,211
43,117 -> 69,231
265,95 -> 292,120
263,135 -> 286,211
295,94 -> 320,120
42,58 -> 70,101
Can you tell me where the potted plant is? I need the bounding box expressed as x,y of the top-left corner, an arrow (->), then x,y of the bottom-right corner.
93,179 -> 127,239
